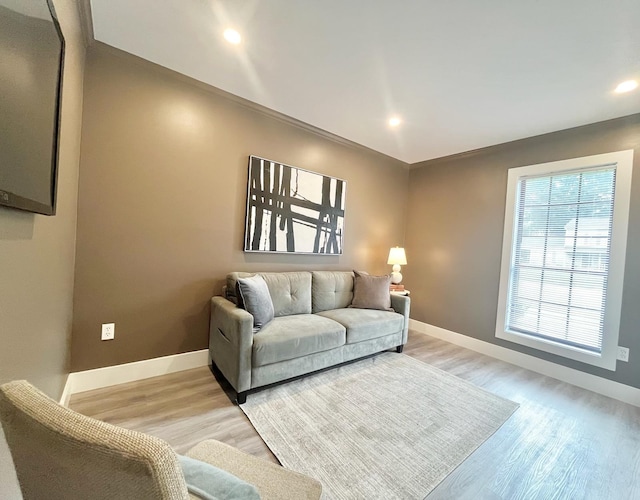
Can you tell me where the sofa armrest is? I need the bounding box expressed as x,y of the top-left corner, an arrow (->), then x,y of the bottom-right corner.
209,297 -> 254,393
390,294 -> 410,346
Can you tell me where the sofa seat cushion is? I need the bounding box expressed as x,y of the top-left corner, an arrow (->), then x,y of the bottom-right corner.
316,308 -> 403,344
253,315 -> 346,367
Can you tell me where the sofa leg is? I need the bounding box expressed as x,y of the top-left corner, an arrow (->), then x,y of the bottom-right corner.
396,345 -> 404,353
236,391 -> 248,405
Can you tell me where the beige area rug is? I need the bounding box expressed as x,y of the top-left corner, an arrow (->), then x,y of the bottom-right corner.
241,353 -> 518,500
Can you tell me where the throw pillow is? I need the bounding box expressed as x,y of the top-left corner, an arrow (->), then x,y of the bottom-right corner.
349,270 -> 393,311
236,275 -> 274,331
178,455 -> 260,500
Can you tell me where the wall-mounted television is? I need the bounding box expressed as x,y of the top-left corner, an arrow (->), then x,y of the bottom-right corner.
0,0 -> 65,215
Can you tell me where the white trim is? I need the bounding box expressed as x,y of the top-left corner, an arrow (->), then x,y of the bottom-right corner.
410,319 -> 640,407
495,149 -> 634,370
59,349 -> 209,406
59,375 -> 74,407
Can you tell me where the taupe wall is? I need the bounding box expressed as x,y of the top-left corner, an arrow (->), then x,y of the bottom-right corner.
0,0 -> 85,498
71,44 -> 409,372
405,114 -> 640,388
0,0 -> 84,401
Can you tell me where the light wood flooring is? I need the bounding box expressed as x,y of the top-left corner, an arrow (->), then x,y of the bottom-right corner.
70,331 -> 640,499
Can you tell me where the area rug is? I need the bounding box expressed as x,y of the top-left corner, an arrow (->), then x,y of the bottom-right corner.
240,353 -> 518,500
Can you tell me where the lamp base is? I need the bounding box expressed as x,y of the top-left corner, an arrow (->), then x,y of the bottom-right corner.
390,271 -> 403,284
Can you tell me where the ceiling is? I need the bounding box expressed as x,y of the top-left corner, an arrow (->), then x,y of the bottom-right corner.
88,0 -> 640,164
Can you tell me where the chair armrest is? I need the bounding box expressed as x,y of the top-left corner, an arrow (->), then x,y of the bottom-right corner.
186,440 -> 322,499
390,294 -> 410,345
209,297 -> 254,393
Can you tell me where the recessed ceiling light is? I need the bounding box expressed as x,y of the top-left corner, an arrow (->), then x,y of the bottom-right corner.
388,117 -> 401,127
223,28 -> 241,45
614,80 -> 638,94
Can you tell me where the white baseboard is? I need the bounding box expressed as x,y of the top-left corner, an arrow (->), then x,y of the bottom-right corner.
410,319 -> 640,408
60,349 -> 209,406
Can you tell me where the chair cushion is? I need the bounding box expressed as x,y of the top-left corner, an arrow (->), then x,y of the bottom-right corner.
178,455 -> 259,500
316,308 -> 404,344
311,271 -> 354,313
236,275 -> 274,332
252,315 -> 345,366
349,271 -> 393,311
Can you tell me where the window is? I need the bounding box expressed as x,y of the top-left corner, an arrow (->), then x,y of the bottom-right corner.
496,150 -> 633,370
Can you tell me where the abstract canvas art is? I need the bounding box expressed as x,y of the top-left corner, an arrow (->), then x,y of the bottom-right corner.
244,156 -> 346,254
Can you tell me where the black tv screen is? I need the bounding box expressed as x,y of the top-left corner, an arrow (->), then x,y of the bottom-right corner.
0,0 -> 64,215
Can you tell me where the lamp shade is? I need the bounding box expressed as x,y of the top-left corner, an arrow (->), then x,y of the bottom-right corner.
387,247 -> 407,266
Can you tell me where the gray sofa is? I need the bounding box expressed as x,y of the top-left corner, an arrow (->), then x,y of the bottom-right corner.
209,271 -> 410,403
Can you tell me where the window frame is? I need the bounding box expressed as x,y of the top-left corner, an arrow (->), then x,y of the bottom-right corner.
495,150 -> 634,370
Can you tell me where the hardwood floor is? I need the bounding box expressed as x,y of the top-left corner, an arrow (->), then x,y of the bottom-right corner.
70,331 -> 640,499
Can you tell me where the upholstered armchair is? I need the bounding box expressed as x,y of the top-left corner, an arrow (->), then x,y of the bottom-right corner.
0,380 -> 321,499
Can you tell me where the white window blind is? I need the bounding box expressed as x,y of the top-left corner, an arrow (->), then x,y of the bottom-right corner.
507,166 -> 616,353
496,149 -> 633,371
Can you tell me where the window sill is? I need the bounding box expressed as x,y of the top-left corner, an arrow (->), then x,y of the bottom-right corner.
496,328 -> 617,371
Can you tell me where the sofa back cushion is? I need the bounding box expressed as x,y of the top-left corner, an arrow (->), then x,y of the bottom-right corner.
312,271 -> 354,313
225,272 -> 312,317
260,272 -> 312,316
225,272 -> 254,304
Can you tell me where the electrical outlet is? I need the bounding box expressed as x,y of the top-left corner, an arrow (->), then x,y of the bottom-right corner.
617,346 -> 630,362
101,323 -> 115,341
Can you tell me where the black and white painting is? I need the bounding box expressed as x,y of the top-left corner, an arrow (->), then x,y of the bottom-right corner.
244,156 -> 346,254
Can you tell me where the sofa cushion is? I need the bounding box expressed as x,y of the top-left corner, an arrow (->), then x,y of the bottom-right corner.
236,275 -> 274,332
253,315 -> 346,366
312,271 -> 354,313
349,271 -> 392,311
260,272 -> 312,317
316,308 -> 403,344
225,272 -> 256,304
226,272 -> 312,317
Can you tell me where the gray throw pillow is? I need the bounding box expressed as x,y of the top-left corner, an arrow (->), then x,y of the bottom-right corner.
178,455 -> 260,500
349,270 -> 393,311
236,275 -> 274,331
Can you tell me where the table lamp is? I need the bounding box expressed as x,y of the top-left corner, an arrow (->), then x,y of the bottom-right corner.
387,247 -> 407,284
